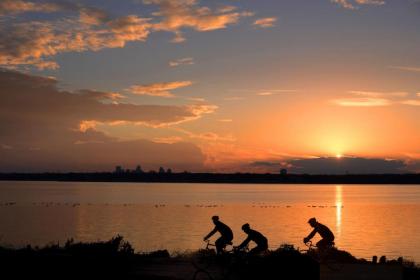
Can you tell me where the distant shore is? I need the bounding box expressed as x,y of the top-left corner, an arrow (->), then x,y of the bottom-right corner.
0,172 -> 419,184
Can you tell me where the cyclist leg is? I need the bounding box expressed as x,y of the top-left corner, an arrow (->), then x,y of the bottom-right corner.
316,239 -> 328,251
215,237 -> 227,254
248,243 -> 268,256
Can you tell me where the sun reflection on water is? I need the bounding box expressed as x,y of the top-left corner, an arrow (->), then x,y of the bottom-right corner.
335,185 -> 343,237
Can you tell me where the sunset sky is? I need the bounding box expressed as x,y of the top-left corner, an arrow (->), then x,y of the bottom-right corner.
0,0 -> 419,173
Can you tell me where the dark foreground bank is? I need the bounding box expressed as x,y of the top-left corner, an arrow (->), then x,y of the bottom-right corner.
1,172 -> 419,184
1,236 -> 419,280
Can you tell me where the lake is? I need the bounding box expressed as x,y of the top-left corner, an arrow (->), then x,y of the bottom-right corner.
0,181 -> 419,262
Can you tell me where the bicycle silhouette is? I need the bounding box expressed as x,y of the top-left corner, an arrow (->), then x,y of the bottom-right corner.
299,241 -> 344,271
192,240 -> 249,280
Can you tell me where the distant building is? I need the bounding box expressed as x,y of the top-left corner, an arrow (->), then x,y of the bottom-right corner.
158,167 -> 166,174
280,168 -> 288,175
167,168 -> 172,174
135,165 -> 143,173
115,166 -> 124,174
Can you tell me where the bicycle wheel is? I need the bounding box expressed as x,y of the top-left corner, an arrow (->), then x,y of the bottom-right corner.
193,269 -> 214,280
324,259 -> 344,271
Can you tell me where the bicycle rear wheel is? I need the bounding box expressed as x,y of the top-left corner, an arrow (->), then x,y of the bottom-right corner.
193,269 -> 214,280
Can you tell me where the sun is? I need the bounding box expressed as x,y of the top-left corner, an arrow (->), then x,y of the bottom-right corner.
336,154 -> 342,159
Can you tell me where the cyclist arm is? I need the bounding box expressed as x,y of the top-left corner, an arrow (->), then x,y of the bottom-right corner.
305,229 -> 317,241
203,227 -> 217,240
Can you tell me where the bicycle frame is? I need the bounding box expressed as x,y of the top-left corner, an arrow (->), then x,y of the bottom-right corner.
203,240 -> 238,253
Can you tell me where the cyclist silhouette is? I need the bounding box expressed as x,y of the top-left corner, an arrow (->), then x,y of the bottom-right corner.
203,216 -> 233,254
303,217 -> 335,250
236,223 -> 268,255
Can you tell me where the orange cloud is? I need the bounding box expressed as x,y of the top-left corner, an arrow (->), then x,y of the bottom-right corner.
256,89 -> 297,96
128,81 -> 193,97
186,97 -> 206,102
253,17 -> 277,28
153,136 -> 184,144
331,0 -> 385,10
333,97 -> 391,106
0,0 -> 61,15
400,100 -> 420,106
0,14 -> 152,69
0,0 -> 254,69
348,90 -> 409,97
0,70 -> 216,134
144,0 -> 251,42
79,7 -> 109,26
169,57 -> 194,67
333,90 -> 419,107
175,128 -> 236,142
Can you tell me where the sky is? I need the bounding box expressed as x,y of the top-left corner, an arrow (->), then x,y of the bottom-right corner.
0,0 -> 419,173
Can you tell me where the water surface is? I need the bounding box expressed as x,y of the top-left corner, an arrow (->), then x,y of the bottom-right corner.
0,181 -> 419,262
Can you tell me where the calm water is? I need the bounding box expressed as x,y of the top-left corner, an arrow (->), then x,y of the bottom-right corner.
0,181 -> 419,262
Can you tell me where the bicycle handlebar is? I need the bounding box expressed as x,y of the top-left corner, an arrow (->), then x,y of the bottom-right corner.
204,240 -> 216,249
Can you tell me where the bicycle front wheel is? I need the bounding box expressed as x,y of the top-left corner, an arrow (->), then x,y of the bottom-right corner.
324,259 -> 344,272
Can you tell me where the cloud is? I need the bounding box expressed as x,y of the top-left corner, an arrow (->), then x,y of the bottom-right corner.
0,0 -> 61,15
333,97 -> 391,106
175,128 -> 236,142
332,90 -> 419,107
257,89 -> 297,96
186,97 -> 206,102
224,96 -> 245,101
0,69 -> 215,139
253,17 -> 277,28
0,69 -> 211,172
0,0 -> 252,69
389,66 -> 420,73
400,100 -> 420,106
257,92 -> 276,96
79,7 -> 110,26
0,14 -> 152,69
144,0 -> 252,42
153,136 -> 184,144
348,90 -> 408,97
169,57 -> 194,67
218,119 -> 233,122
331,0 -> 385,10
249,156 -> 415,174
218,5 -> 237,13
128,80 -> 193,97
287,157 -> 406,174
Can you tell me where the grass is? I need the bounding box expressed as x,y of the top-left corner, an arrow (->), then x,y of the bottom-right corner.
0,236 -> 419,280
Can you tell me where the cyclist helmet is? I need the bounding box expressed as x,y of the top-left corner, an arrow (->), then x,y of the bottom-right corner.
212,215 -> 219,221
241,223 -> 250,231
308,217 -> 317,224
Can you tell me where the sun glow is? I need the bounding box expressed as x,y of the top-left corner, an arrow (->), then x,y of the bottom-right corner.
336,154 -> 342,159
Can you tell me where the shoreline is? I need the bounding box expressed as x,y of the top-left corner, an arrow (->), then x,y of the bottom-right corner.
1,172 -> 419,184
